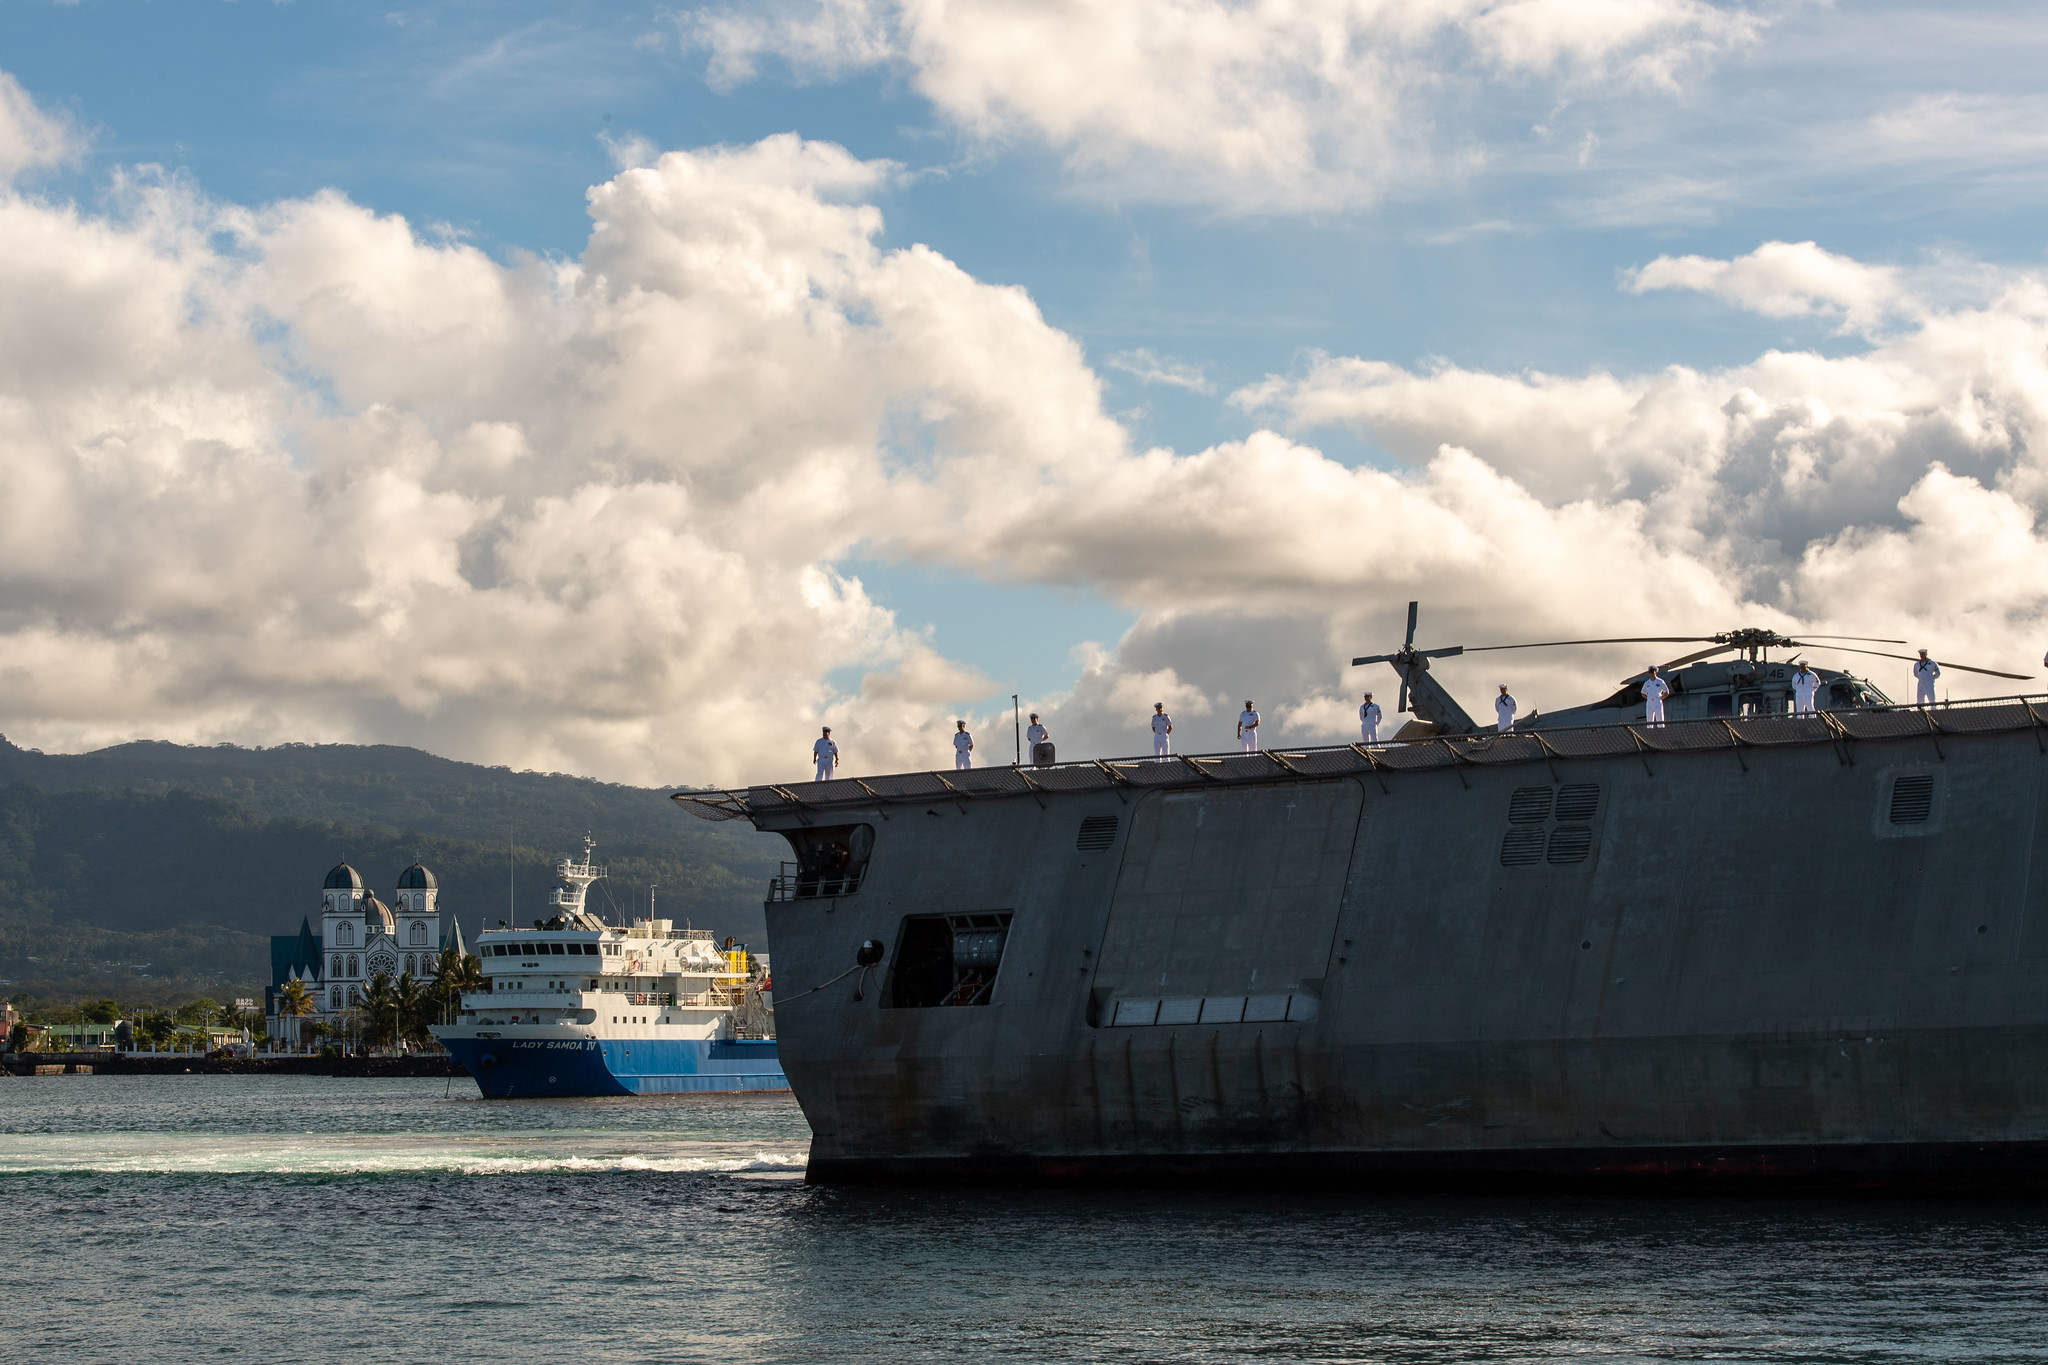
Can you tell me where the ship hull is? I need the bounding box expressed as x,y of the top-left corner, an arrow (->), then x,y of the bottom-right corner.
728,703 -> 2048,1187
436,1032 -> 787,1097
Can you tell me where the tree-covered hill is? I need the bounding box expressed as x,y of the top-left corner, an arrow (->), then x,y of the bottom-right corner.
0,736 -> 784,1009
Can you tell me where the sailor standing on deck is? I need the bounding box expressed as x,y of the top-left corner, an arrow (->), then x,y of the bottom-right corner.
1494,684 -> 1517,734
1360,692 -> 1382,746
812,726 -> 838,782
1914,649 -> 1941,707
1151,703 -> 1173,759
1641,666 -> 1671,727
1026,713 -> 1052,766
1237,701 -> 1261,752
953,720 -> 974,770
1790,662 -> 1821,714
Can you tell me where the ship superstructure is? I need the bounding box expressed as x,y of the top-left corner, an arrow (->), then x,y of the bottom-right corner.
433,839 -> 784,1097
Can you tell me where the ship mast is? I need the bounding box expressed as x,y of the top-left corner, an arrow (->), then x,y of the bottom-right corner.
548,834 -> 607,927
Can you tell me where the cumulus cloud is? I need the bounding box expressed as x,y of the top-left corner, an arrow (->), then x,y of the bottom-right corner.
0,111 -> 1123,785
686,0 -> 1763,209
1623,239 -> 1908,333
1232,250 -> 2048,721
0,70 -> 79,179
6,66 -> 2048,785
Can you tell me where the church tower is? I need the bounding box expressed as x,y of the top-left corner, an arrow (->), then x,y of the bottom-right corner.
395,862 -> 441,979
320,863 -> 365,1011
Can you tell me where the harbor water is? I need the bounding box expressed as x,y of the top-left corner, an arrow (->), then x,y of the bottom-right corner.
6,1077 -> 2048,1363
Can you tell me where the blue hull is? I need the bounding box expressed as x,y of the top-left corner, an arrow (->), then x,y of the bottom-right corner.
440,1035 -> 787,1097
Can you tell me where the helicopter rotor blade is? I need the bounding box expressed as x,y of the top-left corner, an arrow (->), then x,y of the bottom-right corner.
1779,641 -> 2032,681
1351,645 -> 1464,667
1404,601 -> 1419,651
1782,634 -> 1909,644
1461,636 -> 1713,653
1649,642 -> 1740,674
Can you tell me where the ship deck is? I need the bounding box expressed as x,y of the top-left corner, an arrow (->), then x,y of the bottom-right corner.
674,694 -> 2048,820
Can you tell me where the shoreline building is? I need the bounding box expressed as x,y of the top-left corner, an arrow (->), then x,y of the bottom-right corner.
266,861 -> 467,1048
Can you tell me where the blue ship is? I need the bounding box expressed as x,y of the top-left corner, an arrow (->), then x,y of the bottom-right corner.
438,1035 -> 785,1097
432,839 -> 787,1098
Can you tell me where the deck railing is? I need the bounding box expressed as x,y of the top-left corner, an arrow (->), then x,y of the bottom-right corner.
674,694 -> 2048,822
768,860 -> 863,901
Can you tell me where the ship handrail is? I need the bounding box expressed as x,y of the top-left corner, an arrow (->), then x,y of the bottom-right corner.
673,694 -> 2048,820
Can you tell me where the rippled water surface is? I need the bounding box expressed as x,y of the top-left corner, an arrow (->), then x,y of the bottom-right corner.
6,1075 -> 2048,1363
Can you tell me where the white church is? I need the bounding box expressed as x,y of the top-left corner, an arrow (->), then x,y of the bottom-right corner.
266,861 -> 468,1045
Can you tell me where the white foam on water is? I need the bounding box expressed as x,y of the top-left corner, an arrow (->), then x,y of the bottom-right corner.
0,1132 -> 808,1176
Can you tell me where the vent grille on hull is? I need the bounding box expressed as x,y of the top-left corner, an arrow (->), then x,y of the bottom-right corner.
1508,787 -> 1554,824
1547,827 -> 1594,864
1554,783 -> 1601,822
1500,828 -> 1547,866
1890,774 -> 1935,825
1077,814 -> 1119,851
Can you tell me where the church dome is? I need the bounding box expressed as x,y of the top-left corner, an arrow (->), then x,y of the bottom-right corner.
365,893 -> 395,933
323,863 -> 363,891
396,862 -> 437,891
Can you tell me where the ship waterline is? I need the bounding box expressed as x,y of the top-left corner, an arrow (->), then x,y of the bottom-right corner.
681,698 -> 2048,1187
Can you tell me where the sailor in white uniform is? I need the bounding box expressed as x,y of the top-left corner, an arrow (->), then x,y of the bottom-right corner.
1914,649 -> 1941,707
1237,701 -> 1261,752
1494,685 -> 1516,734
1150,703 -> 1173,759
1026,713 -> 1051,765
1640,667 -> 1670,726
1790,662 -> 1821,714
812,727 -> 838,782
1360,692 -> 1382,746
953,720 -> 974,769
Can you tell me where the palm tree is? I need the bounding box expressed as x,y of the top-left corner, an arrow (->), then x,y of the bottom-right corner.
425,947 -> 485,1026
359,972 -> 400,1051
392,971 -> 430,1050
275,978 -> 316,1053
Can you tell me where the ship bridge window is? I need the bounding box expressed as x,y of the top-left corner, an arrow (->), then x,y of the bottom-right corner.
885,913 -> 1013,1008
774,824 -> 876,900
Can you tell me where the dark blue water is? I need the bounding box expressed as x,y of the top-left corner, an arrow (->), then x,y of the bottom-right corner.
6,1076 -> 2048,1363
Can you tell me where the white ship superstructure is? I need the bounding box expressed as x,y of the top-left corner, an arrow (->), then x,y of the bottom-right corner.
432,839 -> 784,1096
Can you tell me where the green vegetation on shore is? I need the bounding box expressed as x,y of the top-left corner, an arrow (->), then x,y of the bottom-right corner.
0,735 -> 782,1010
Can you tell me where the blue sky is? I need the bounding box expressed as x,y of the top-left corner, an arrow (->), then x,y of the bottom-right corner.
3,1 -> 2047,779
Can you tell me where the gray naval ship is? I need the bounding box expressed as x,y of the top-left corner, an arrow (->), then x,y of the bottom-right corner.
676,608 -> 2048,1189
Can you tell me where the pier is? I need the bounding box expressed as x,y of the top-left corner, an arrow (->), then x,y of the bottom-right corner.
1,1051 -> 463,1078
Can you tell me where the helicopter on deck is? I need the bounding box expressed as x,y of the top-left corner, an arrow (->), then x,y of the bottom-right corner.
1353,604 -> 2032,738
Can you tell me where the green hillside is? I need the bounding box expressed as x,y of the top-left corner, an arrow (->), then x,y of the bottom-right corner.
0,736 -> 784,1010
